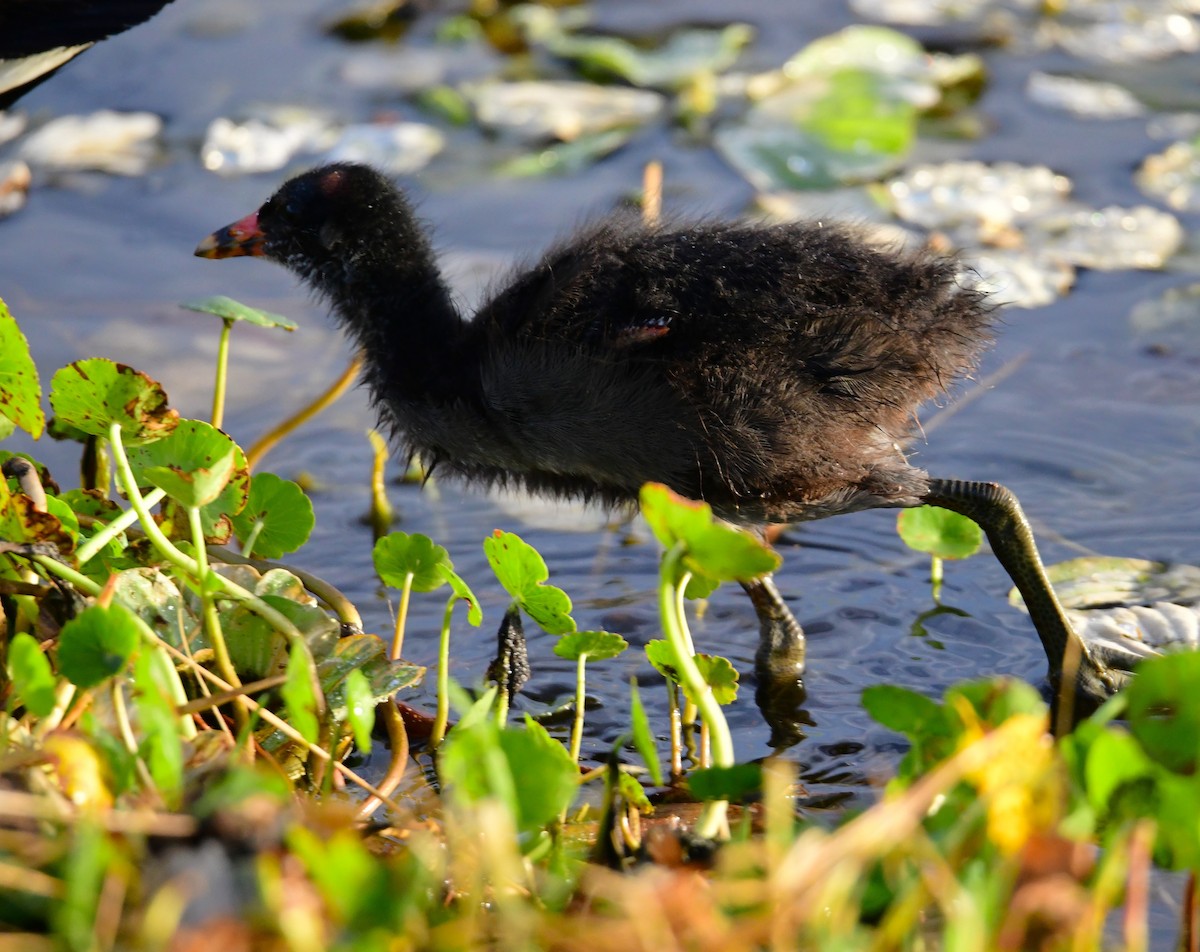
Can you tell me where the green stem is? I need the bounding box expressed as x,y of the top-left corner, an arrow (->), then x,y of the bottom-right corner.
930,555 -> 944,603
676,577 -> 698,727
667,678 -> 683,781
112,680 -> 159,794
188,505 -> 241,692
431,598 -> 455,748
390,572 -> 413,661
33,554 -> 196,741
107,423 -> 304,642
659,542 -> 731,840
74,487 -> 166,566
212,318 -> 232,430
240,519 -> 264,561
569,653 -> 587,765
207,545 -> 362,629
33,554 -> 100,595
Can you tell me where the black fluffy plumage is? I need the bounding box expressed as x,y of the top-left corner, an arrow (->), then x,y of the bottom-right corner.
197,162 -> 991,527
0,0 -> 179,108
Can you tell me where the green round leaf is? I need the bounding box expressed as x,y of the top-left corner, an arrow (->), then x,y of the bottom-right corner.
440,715 -> 579,837
343,668 -> 375,753
553,630 -> 628,662
444,568 -> 483,627
687,763 -> 763,803
57,603 -> 141,688
897,505 -> 983,560
639,483 -> 779,583
483,530 -> 575,634
0,298 -> 45,439
691,653 -> 739,706
230,472 -> 315,559
282,641 -> 321,745
629,679 -> 663,787
373,531 -> 451,592
126,419 -> 246,510
1126,652 -> 1200,776
8,632 -> 58,717
49,359 -> 177,446
644,638 -> 678,683
180,295 -> 297,330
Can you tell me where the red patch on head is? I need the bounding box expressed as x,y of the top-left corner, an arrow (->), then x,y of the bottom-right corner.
319,168 -> 347,196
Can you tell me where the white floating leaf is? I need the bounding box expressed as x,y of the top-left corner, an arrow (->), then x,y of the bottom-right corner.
0,160 -> 31,220
463,80 -> 664,143
1136,137 -> 1200,212
1034,205 -> 1183,270
321,122 -> 444,175
886,161 -> 1072,231
1026,71 -> 1145,119
18,110 -> 162,175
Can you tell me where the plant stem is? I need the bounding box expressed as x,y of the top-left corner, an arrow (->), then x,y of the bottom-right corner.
569,653 -> 587,764
247,354 -> 362,471
74,487 -> 166,565
150,633 -> 402,815
367,428 -> 394,539
207,545 -> 363,629
659,542 -> 732,839
188,505 -> 242,693
390,571 -> 413,661
240,519 -> 264,561
667,678 -> 683,781
431,598 -> 455,748
112,680 -> 159,795
107,422 -> 304,642
675,577 -> 698,727
211,318 -> 233,430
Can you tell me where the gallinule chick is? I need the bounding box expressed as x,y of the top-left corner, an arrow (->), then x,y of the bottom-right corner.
0,0 -> 179,109
196,163 -> 1105,698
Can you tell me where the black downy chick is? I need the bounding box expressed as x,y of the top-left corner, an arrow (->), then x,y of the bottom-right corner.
196,163 -> 1109,703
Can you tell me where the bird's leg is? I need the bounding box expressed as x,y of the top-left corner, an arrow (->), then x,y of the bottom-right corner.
742,574 -> 806,678
921,478 -> 1115,701
741,573 -> 810,749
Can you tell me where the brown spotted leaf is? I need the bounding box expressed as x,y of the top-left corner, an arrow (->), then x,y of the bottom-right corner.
49,359 -> 177,446
0,298 -> 45,439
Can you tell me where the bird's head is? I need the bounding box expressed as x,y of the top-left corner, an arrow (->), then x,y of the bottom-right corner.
195,163 -> 398,280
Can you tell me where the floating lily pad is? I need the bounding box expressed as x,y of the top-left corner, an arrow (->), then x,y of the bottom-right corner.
201,106 -> 336,175
516,8 -> 753,90
1026,71 -> 1145,119
1137,137 -> 1200,212
1011,556 -> 1200,663
322,122 -> 444,175
463,80 -> 664,143
17,110 -> 162,176
885,161 -> 1072,231
495,129 -> 636,178
0,160 -> 30,220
